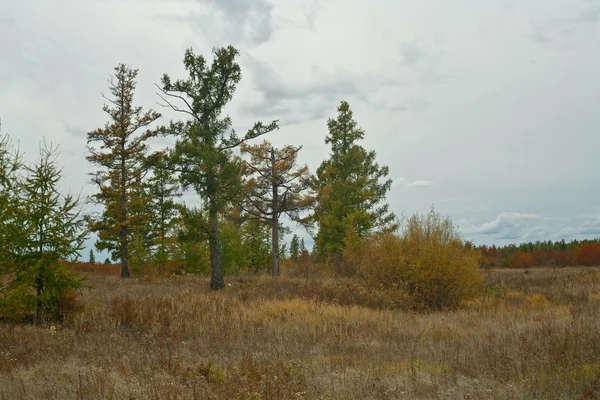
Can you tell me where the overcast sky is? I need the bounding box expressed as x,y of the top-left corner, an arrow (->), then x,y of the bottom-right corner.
1,0 -> 599,255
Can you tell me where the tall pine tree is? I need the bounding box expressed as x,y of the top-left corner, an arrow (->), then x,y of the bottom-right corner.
158,46 -> 278,289
86,64 -> 161,278
289,234 -> 300,261
313,100 -> 396,259
147,153 -> 182,273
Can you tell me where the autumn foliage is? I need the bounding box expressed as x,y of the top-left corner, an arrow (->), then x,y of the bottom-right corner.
326,208 -> 483,310
479,239 -> 600,268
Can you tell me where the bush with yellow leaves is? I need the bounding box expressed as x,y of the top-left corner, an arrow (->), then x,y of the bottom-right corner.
354,208 -> 483,310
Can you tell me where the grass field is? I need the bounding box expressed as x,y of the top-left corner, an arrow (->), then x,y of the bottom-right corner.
2,267 -> 600,399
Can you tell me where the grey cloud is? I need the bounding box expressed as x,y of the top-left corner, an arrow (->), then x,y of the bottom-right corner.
156,0 -> 274,46
2,0 -> 600,255
305,6 -> 318,31
382,97 -> 431,113
0,17 -> 14,26
465,212 -> 542,237
560,6 -> 600,25
240,55 -> 399,125
397,38 -> 463,86
62,120 -> 88,138
528,5 -> 600,46
400,40 -> 424,65
434,196 -> 471,204
529,24 -> 554,44
578,219 -> 600,235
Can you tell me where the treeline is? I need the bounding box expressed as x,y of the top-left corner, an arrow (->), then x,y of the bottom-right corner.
0,43 -> 536,319
2,44 -> 417,320
478,239 -> 600,268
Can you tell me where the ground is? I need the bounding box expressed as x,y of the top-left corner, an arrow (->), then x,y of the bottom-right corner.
1,267 -> 600,399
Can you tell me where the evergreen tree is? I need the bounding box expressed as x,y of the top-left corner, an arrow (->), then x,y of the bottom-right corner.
312,101 -> 396,259
219,218 -> 246,275
147,153 -> 182,273
86,63 -> 161,278
88,249 -> 96,264
0,130 -> 24,274
241,218 -> 271,273
158,46 -> 278,289
279,242 -> 287,260
1,142 -> 87,321
289,234 -> 300,261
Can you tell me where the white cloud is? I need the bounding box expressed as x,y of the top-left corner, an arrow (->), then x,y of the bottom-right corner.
393,177 -> 433,189
576,219 -> 600,236
406,180 -> 434,188
464,212 -> 543,238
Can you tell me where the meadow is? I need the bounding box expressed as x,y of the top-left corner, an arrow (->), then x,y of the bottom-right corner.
1,266 -> 600,399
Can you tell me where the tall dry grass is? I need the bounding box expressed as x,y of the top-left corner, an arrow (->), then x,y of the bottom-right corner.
1,267 -> 600,399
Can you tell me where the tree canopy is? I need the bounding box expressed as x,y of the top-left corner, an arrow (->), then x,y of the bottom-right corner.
313,100 -> 396,259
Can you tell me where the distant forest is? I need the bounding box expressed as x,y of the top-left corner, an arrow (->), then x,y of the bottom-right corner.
477,239 -> 600,268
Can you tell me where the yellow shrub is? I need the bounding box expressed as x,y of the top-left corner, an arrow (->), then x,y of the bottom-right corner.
357,208 -> 483,310
526,294 -> 549,308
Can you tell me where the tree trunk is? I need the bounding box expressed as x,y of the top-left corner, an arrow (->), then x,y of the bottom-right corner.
270,147 -> 279,276
272,216 -> 279,275
120,153 -> 130,278
36,225 -> 44,320
209,196 -> 224,290
35,270 -> 43,322
121,233 -> 130,278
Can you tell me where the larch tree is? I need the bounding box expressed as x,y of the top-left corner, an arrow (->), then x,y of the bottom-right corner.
157,46 -> 278,289
86,64 -> 161,278
2,142 -> 87,321
240,140 -> 314,275
313,100 -> 396,259
0,129 -> 24,274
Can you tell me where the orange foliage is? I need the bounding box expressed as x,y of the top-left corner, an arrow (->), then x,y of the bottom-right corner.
578,243 -> 600,266
478,242 -> 600,269
509,252 -> 533,268
70,262 -> 120,276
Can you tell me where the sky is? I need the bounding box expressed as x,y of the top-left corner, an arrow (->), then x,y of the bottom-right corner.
1,0 -> 599,258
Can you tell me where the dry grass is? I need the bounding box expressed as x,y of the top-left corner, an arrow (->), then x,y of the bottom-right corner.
2,267 -> 600,399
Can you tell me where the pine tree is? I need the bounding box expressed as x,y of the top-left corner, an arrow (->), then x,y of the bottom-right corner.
240,140 -> 314,275
219,218 -> 247,275
313,101 -> 396,259
241,218 -> 271,273
88,249 -> 96,264
86,64 -> 161,278
289,234 -> 300,261
1,142 -> 87,321
147,153 -> 182,273
158,46 -> 278,289
279,242 -> 287,261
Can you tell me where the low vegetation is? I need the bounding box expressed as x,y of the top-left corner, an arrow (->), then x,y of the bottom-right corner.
1,266 -> 600,399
